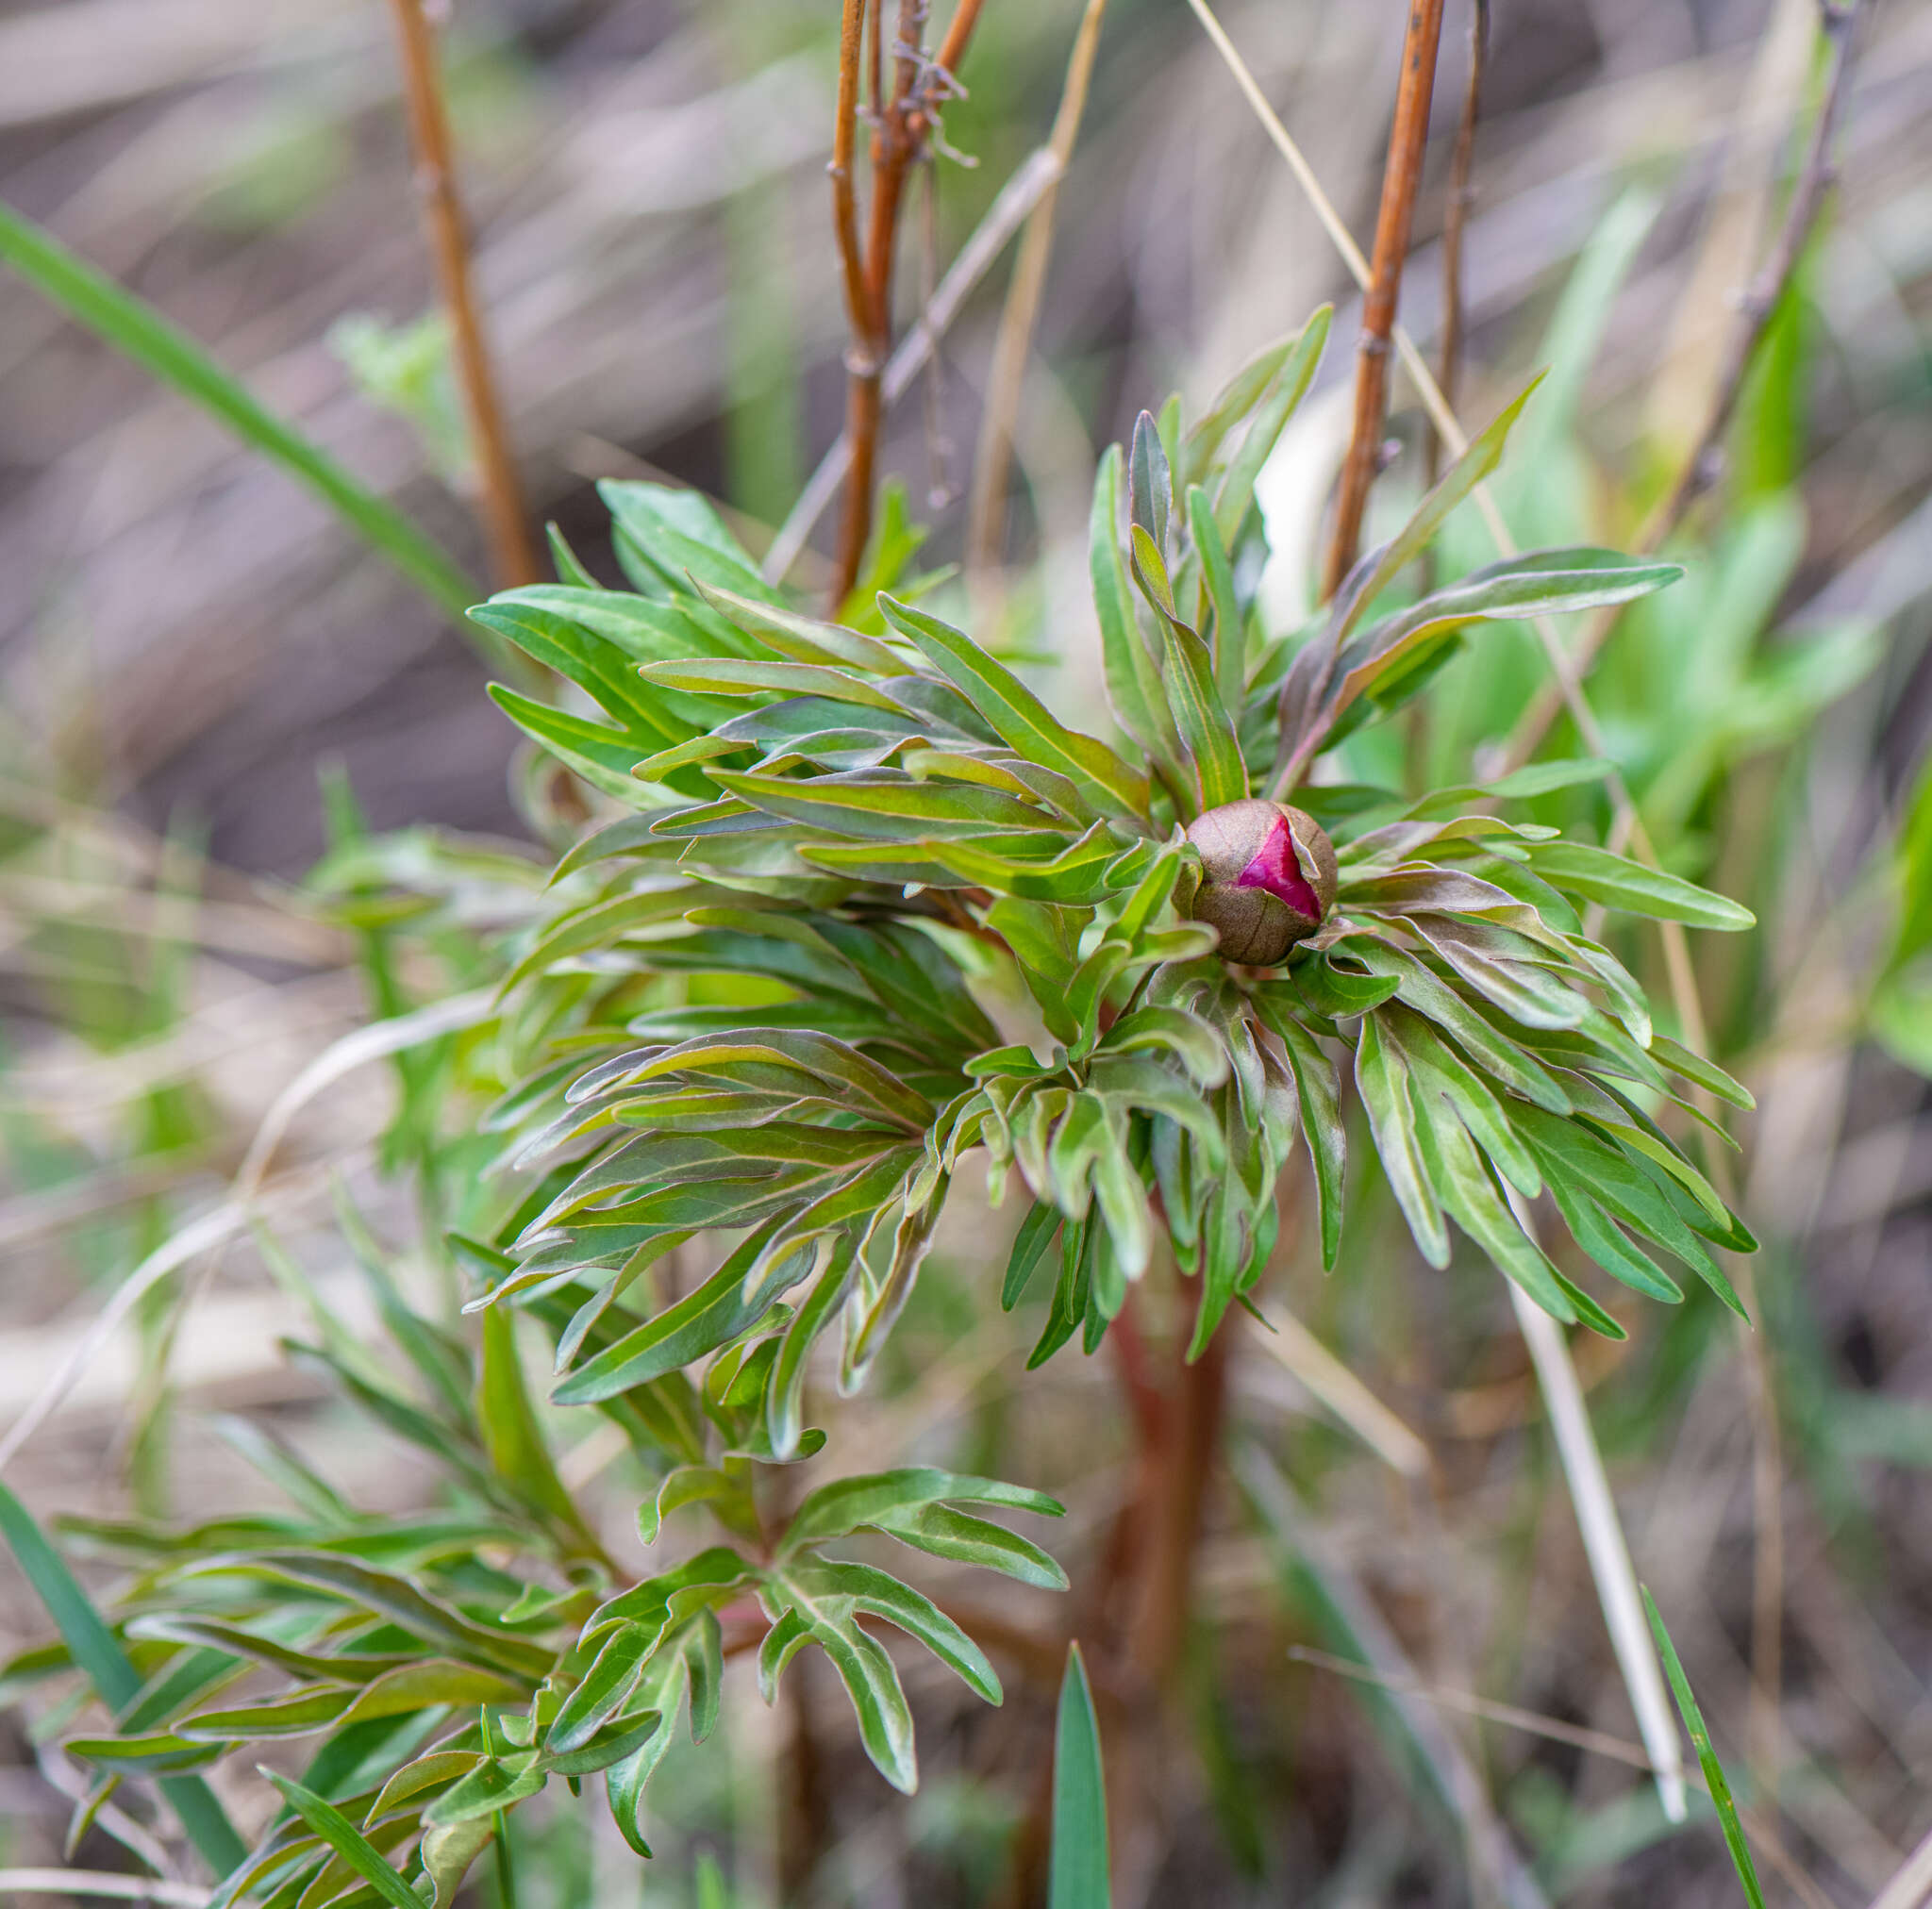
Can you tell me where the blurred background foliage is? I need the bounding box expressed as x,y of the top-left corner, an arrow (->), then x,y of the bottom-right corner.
0,0 -> 1928,1905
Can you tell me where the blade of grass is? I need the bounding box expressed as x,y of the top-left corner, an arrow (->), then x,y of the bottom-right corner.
0,1481 -> 246,1877
265,1770 -> 424,1909
1641,1588 -> 1769,1909
0,199 -> 477,622
1050,1643 -> 1110,1909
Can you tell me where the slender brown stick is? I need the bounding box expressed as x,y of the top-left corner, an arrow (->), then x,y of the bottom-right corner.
830,0 -> 986,609
384,0 -> 537,589
1321,0 -> 1449,602
1424,0 -> 1488,491
963,0 -> 1111,577
1497,0 -> 1859,772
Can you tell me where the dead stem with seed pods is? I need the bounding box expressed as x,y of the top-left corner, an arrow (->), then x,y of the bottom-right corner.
0,4 -> 1929,1909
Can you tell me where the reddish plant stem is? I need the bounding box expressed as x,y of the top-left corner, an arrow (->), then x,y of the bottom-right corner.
777,1673 -> 828,1901
1321,0 -> 1449,601
1124,1319 -> 1231,1681
831,0 -> 872,349
829,1 -> 984,609
384,0 -> 538,589
1107,1282 -> 1171,1451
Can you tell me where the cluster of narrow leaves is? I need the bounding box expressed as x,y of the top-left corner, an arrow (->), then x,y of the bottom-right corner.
7,1221 -> 1062,1903
8,307 -> 1768,1903
474,304 -> 1757,1382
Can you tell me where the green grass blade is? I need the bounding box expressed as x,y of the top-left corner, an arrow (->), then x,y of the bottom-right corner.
265,1769 -> 425,1909
0,199 -> 476,622
0,1480 -> 246,1877
1641,1589 -> 1767,1909
1049,1643 -> 1111,1909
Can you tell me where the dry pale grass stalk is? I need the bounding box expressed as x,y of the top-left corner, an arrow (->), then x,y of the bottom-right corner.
0,1870 -> 207,1904
765,144 -> 1066,585
962,0 -> 1111,579
1245,1306 -> 1432,1481
1507,1284 -> 1689,1820
0,988 -> 486,1473
1868,1824 -> 1932,1909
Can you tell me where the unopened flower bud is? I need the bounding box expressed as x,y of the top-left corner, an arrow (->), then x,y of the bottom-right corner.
1183,799 -> 1338,966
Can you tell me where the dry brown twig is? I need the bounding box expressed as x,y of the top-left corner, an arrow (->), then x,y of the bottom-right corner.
384,0 -> 538,589
1322,0 -> 1449,601
830,0 -> 986,608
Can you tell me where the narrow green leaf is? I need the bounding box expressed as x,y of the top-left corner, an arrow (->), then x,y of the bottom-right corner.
1527,843 -> 1755,931
1648,1035 -> 1754,1110
640,656 -> 912,713
1128,409 -> 1172,551
1354,1017 -> 1449,1267
0,1481 -> 245,1876
1408,1080 -> 1589,1329
421,1756 -> 546,1824
1187,485 -> 1245,714
782,1557 -> 1001,1705
1254,1001 -> 1345,1268
1642,1590 -> 1767,1909
1130,527 -> 1245,812
1003,1201 -> 1063,1309
767,1237 -> 858,1462
877,595 -> 1150,821
173,1552 -> 550,1681
1090,447 -> 1176,772
478,1307 -> 590,1542
468,602 -> 665,730
710,765 -> 1058,840
691,578 -> 906,674
264,1770 -> 424,1909
867,1502 -> 1070,1590
488,685 -> 658,805
1327,551 -> 1683,722
809,1615 -> 917,1793
0,201 -> 476,624
545,521 -> 598,589
1211,306 -> 1330,546
1050,1643 -> 1111,1909
1333,377 -> 1542,644
554,1224 -> 816,1406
